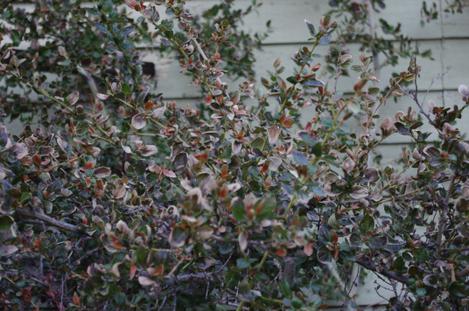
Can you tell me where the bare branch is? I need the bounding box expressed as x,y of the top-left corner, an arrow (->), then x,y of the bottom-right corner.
16,208 -> 82,233
355,256 -> 410,285
192,38 -> 209,62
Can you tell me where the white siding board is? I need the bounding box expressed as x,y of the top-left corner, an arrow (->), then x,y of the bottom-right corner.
6,0 -> 469,46
142,39 -> 447,99
442,0 -> 469,38
245,0 -> 445,44
256,0 -> 466,42
441,39 -> 469,90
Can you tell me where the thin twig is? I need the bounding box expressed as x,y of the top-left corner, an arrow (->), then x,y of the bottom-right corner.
355,256 -> 409,285
172,294 -> 177,311
346,264 -> 360,297
157,296 -> 168,311
16,208 -> 82,233
192,38 -> 209,62
60,274 -> 66,311
412,78 -> 439,129
76,65 -> 98,99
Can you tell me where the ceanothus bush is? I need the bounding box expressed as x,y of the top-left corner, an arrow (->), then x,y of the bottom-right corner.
0,0 -> 467,310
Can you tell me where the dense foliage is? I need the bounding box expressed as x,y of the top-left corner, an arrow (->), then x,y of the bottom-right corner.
1,0 -> 468,310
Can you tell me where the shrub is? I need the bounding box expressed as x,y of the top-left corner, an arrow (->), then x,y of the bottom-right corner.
0,0 -> 468,310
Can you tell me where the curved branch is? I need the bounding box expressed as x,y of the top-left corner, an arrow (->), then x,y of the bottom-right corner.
16,208 -> 82,233
354,257 -> 410,285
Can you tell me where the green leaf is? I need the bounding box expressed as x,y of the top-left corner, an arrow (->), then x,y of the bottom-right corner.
311,142 -> 322,157
0,216 -> 14,231
292,150 -> 309,166
392,256 -> 406,272
279,280 -> 292,298
20,192 -> 31,204
449,282 -> 467,298
135,247 -> 148,265
250,137 -> 266,151
304,19 -> 315,36
236,258 -> 251,269
169,226 -> 187,248
232,200 -> 245,222
368,87 -> 380,95
299,132 -> 318,147
113,292 -> 126,304
416,288 -> 427,297
122,83 -> 132,96
257,197 -> 275,220
414,248 -> 429,262
291,298 -> 303,309
360,214 -> 374,233
394,122 -> 411,136
286,76 -> 298,84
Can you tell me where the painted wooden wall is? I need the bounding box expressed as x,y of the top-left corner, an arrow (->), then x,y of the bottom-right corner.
135,0 -> 469,148
3,0 -> 469,308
